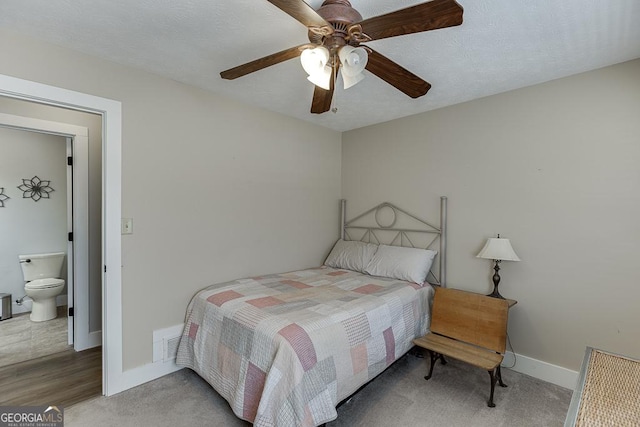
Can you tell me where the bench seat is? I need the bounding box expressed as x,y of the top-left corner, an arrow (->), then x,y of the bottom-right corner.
413,333 -> 503,371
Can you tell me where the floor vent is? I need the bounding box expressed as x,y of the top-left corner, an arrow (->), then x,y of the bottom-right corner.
152,324 -> 184,364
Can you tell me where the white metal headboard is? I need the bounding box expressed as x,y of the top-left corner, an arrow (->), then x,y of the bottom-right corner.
340,196 -> 448,286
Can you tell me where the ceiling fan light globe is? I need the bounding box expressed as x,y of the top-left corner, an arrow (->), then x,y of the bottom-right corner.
307,65 -> 332,90
341,70 -> 364,89
300,46 -> 330,76
338,46 -> 368,77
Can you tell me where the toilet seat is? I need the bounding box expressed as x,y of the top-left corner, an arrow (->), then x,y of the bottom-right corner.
25,278 -> 65,290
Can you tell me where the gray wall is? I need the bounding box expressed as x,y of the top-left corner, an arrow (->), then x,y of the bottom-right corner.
342,59 -> 640,371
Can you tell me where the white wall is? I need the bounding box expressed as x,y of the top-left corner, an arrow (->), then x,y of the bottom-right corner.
0,30 -> 342,370
0,127 -> 67,310
342,59 -> 640,371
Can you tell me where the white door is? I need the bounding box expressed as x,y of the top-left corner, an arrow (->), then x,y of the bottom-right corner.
68,131 -> 94,351
66,137 -> 74,345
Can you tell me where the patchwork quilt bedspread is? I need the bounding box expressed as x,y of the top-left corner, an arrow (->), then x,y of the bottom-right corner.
176,266 -> 434,427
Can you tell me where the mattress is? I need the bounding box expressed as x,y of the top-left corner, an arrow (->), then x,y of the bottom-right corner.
176,266 -> 434,427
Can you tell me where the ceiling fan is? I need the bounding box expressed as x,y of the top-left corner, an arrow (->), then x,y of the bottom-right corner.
220,0 -> 464,114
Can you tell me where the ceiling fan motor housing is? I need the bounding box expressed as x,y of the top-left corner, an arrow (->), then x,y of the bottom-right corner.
309,0 -> 363,48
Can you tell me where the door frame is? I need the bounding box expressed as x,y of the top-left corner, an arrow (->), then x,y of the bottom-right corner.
0,73 -> 123,396
0,114 -> 91,348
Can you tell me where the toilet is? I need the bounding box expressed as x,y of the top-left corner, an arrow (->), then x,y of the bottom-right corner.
18,252 -> 66,322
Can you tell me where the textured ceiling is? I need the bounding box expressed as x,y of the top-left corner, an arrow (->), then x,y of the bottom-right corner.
1,0 -> 639,131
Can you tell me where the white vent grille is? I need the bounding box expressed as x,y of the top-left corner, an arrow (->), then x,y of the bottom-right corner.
163,336 -> 181,362
152,323 -> 184,364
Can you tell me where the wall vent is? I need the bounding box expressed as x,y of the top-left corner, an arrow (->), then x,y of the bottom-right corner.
152,323 -> 184,364
163,336 -> 181,362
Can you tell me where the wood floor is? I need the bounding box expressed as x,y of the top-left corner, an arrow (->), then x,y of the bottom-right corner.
0,346 -> 102,407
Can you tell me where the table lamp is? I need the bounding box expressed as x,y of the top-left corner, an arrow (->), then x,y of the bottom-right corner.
476,235 -> 520,299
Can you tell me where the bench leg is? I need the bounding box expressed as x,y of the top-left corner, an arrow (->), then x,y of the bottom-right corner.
424,351 -> 447,380
487,369 -> 498,407
497,365 -> 507,388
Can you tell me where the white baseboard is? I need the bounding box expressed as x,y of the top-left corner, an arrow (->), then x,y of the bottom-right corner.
87,331 -> 102,348
74,330 -> 102,351
503,351 -> 578,390
108,359 -> 184,396
105,324 -> 186,396
107,351 -> 577,399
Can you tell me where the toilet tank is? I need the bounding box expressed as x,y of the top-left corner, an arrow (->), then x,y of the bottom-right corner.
18,252 -> 66,282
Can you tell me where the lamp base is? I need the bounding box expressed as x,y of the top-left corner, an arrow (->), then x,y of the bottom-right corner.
486,260 -> 505,299
486,286 -> 505,299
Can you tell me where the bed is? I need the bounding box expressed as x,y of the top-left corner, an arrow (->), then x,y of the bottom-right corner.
176,197 -> 448,427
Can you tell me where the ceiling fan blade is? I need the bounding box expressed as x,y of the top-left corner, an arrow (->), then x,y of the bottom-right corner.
310,69 -> 335,114
365,48 -> 431,98
358,0 -> 463,41
267,0 -> 333,32
220,44 -> 313,80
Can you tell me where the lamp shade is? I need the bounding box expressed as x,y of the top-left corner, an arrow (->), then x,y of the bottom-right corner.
339,46 -> 367,89
306,65 -> 332,90
338,45 -> 367,76
476,238 -> 520,261
341,71 -> 364,89
300,47 -> 332,90
300,47 -> 330,77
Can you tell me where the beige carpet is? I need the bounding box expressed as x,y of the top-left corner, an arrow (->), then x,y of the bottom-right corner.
66,354 -> 571,426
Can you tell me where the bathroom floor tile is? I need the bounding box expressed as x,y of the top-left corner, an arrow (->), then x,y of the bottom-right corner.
0,306 -> 69,369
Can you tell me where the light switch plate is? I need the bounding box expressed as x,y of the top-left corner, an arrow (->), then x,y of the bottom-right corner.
121,218 -> 133,234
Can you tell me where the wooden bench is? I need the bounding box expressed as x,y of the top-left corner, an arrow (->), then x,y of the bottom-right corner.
413,287 -> 510,407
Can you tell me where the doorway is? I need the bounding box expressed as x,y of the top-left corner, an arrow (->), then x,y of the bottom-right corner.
0,127 -> 71,366
0,112 -> 103,406
0,73 -> 123,396
0,111 -> 95,350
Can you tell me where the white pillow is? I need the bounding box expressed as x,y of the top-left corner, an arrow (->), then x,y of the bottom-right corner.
364,245 -> 437,285
324,239 -> 378,273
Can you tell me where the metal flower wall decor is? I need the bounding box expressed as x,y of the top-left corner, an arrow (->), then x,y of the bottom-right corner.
18,176 -> 54,202
0,187 -> 9,207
